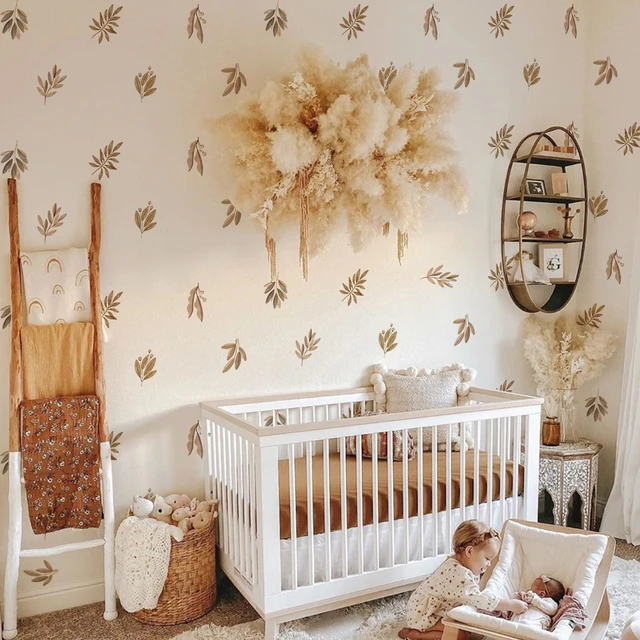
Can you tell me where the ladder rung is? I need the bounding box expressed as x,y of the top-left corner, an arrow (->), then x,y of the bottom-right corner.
20,538 -> 105,558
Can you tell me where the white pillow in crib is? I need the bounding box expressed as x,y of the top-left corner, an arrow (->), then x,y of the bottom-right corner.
369,363 -> 476,451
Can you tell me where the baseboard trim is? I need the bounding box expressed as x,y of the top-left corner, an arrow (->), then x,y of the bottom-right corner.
15,578 -> 105,618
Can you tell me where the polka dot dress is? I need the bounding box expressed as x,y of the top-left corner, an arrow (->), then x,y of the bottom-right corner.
406,557 -> 501,631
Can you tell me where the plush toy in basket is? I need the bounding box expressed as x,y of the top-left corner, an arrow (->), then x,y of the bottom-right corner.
117,492 -> 218,626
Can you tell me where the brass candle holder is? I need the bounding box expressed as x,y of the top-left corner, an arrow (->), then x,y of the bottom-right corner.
557,205 -> 579,239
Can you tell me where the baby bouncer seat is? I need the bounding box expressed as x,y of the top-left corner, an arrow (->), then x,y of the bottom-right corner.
443,520 -> 614,640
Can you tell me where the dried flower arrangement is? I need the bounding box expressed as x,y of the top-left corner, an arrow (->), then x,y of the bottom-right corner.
523,315 -> 616,422
208,47 -> 467,280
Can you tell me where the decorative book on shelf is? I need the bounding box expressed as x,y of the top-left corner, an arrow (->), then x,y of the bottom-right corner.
500,126 -> 588,314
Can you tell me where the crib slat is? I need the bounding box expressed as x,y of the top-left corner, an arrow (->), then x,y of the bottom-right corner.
372,433 -> 380,571
323,439 -> 331,582
224,428 -> 232,560
487,418 -> 494,529
243,438 -> 250,579
417,427 -> 424,561
500,417 -> 508,523
356,434 -> 364,575
402,429 -> 409,564
459,423 -> 466,522
474,421 -> 480,519
514,416 -> 522,520
249,440 -> 257,584
387,429 -> 394,568
340,436 -> 348,578
288,443 -> 298,590
236,433 -> 244,575
305,441 -> 314,586
431,427 -> 438,556
445,426 -> 452,554
232,433 -> 240,570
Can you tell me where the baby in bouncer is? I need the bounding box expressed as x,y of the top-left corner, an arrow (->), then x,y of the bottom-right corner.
500,575 -> 566,630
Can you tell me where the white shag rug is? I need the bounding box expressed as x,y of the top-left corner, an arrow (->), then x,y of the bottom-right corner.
172,556 -> 640,640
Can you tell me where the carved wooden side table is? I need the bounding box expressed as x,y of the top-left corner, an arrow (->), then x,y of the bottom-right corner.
539,439 -> 602,530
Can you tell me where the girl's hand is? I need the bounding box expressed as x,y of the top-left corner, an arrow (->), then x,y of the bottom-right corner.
511,600 -> 528,614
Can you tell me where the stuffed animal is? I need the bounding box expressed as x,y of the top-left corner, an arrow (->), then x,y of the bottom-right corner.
171,506 -> 193,534
150,495 -> 173,525
195,500 -> 212,514
191,511 -> 213,530
130,495 -> 153,518
165,493 -> 191,510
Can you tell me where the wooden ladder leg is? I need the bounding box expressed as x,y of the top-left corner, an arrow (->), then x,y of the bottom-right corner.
3,453 -> 23,640
100,442 -> 117,621
264,619 -> 280,640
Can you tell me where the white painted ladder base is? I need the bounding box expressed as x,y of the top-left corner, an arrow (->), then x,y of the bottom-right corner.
2,443 -> 118,639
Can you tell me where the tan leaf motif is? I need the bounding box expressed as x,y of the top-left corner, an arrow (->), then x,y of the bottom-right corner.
340,4 -> 368,40
187,283 -> 206,321
134,202 -> 156,236
585,392 -> 608,422
24,562 -> 58,586
378,323 -> 398,355
1,305 -> 11,331
264,278 -> 288,309
453,314 -> 475,346
616,123 -> 640,156
187,138 -> 206,176
589,191 -> 609,219
221,64 -> 247,97
89,140 -> 122,180
187,5 -> 205,43
1,3 -> 27,40
424,4 -> 439,40
488,257 -> 515,291
187,423 -> 203,458
37,65 -> 66,105
421,265 -> 458,288
222,339 -> 247,373
488,4 -> 514,38
340,269 -> 369,305
295,328 -> 321,366
499,380 -> 514,392
264,2 -> 287,37
523,59 -> 541,88
108,430 -> 122,461
453,59 -> 475,90
135,67 -> 157,101
378,62 -> 397,92
564,5 -> 578,38
594,57 -> 618,86
606,250 -> 623,284
489,124 -> 514,158
37,203 -> 66,244
264,411 -> 287,426
1,450 -> 8,474
135,350 -> 157,385
577,303 -> 605,328
1,143 -> 28,180
342,405 -> 364,420
101,291 -> 122,328
89,4 -> 123,43
221,199 -> 241,227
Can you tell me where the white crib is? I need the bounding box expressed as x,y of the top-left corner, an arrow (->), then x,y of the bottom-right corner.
200,386 -> 542,639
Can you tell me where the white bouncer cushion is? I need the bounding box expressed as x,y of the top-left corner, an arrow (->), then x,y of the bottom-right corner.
448,521 -> 608,640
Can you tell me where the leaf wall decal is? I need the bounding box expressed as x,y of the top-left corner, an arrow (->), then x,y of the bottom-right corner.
187,283 -> 206,321
37,65 -> 66,105
134,202 -> 157,236
453,59 -> 475,90
499,380 -> 514,392
340,269 -> 369,304
1,143 -> 28,179
606,250 -> 623,284
24,561 -> 58,586
135,67 -> 157,101
378,324 -> 398,355
585,392 -> 608,422
1,305 -> 11,330
1,450 -> 8,474
488,4 -> 514,38
108,430 -> 123,461
37,203 -> 66,243
89,140 -> 122,179
453,314 -> 475,346
421,265 -> 458,288
187,138 -> 205,175
264,2 -> 288,37
616,123 -> 640,155
489,124 -> 514,158
295,329 -> 321,365
101,291 -> 123,328
577,303 -> 605,328
264,279 -> 288,308
222,339 -> 247,373
135,350 -> 157,385
378,63 -> 397,92
221,64 -> 247,96
221,199 -> 241,227
564,5 -> 578,38
424,4 -> 439,40
594,57 -> 618,86
1,3 -> 28,40
187,423 -> 204,458
589,191 -> 609,219
523,59 -> 541,88
340,4 -> 368,40
187,5 -> 205,42
89,4 -> 122,43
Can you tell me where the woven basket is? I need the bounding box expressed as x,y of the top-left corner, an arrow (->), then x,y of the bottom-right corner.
134,513 -> 217,626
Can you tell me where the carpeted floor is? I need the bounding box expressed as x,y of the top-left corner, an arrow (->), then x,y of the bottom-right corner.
10,540 -> 640,640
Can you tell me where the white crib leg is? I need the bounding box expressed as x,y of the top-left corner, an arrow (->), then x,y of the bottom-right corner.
3,453 -> 23,640
100,442 -> 118,621
264,619 -> 280,640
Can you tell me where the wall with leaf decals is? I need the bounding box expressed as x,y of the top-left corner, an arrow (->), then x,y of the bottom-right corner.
0,0 -> 605,616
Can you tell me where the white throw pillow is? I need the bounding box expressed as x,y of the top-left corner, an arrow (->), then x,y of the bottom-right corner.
369,363 -> 476,451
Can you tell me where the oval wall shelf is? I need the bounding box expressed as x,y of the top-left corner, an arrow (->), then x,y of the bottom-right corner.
501,126 -> 588,313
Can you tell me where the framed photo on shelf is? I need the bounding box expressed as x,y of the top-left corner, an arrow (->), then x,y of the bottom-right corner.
538,245 -> 564,281
551,173 -> 569,196
525,178 -> 547,196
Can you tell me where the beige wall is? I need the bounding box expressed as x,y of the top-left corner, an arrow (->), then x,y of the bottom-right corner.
0,0 -> 589,615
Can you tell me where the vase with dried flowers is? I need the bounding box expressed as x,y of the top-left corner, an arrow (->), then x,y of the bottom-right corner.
209,46 -> 468,281
523,316 -> 616,443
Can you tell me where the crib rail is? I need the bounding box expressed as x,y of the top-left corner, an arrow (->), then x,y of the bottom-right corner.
200,386 -> 542,616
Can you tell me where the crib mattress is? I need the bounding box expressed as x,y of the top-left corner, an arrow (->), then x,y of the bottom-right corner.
278,451 -> 523,540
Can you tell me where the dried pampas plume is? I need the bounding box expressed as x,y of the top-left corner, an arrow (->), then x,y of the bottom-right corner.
208,46 -> 468,279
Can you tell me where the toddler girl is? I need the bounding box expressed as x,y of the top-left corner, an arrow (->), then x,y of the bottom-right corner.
398,520 -> 528,640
